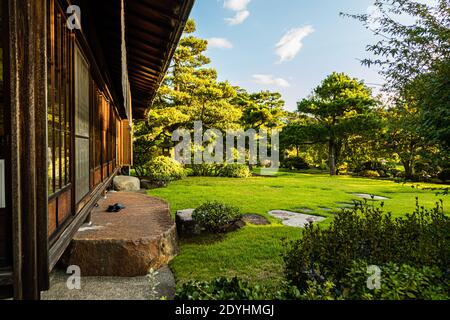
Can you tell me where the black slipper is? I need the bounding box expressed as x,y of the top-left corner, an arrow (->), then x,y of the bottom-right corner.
114,203 -> 126,210
107,204 -> 126,213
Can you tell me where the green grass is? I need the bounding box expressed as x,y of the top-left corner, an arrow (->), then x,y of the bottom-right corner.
148,171 -> 448,289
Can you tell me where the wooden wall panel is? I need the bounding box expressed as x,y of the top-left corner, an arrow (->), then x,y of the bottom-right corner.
57,190 -> 71,224
94,167 -> 102,187
121,120 -> 132,166
102,164 -> 108,181
48,198 -> 57,237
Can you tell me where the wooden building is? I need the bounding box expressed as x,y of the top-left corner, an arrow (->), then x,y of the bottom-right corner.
0,0 -> 194,299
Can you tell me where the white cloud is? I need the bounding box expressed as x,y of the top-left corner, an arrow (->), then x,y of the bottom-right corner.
223,0 -> 251,25
207,37 -> 233,49
275,26 -> 314,63
252,74 -> 291,88
225,10 -> 250,26
223,0 -> 251,11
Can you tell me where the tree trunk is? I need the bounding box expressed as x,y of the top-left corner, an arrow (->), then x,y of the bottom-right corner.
329,139 -> 337,176
402,159 -> 415,179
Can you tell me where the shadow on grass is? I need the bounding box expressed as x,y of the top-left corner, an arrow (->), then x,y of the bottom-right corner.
179,232 -> 229,245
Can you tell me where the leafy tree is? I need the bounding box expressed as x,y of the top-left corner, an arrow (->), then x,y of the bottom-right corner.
133,121 -> 161,177
233,89 -> 286,130
381,96 -> 445,179
343,0 -> 450,91
149,19 -> 242,135
344,0 -> 450,150
339,111 -> 389,174
133,20 -> 243,172
382,104 -> 427,179
409,61 -> 450,150
280,118 -> 326,158
297,73 -> 377,175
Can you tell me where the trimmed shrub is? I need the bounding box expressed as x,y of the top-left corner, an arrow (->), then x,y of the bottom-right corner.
360,170 -> 381,178
283,200 -> 450,290
192,201 -> 243,233
188,163 -> 251,178
281,157 -> 310,170
438,169 -> 450,182
189,164 -> 221,177
145,156 -> 186,187
219,164 -> 251,178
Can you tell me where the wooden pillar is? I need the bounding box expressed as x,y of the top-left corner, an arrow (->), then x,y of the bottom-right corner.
8,0 -> 49,300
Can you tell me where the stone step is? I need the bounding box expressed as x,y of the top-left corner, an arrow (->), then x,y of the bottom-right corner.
61,192 -> 178,277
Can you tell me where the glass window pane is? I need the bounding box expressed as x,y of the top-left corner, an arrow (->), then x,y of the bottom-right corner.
66,133 -> 71,184
61,131 -> 66,186
54,129 -> 61,192
47,114 -> 54,195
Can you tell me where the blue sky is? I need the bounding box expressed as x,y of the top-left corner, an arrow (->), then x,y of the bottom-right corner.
190,0 -> 385,111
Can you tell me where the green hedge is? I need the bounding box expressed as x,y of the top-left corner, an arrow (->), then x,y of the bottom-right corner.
283,200 -> 450,292
192,201 -> 243,233
145,156 -> 186,186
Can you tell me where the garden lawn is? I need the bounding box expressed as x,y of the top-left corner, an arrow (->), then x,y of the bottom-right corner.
148,171 -> 448,289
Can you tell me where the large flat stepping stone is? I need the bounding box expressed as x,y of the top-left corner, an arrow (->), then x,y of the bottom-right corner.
62,192 -> 177,277
292,207 -> 314,214
268,210 -> 326,228
352,193 -> 389,201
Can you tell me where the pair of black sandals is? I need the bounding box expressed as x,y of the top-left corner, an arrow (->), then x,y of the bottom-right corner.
106,203 -> 126,213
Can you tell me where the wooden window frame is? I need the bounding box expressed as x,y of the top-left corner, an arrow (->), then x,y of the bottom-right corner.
47,0 -> 75,241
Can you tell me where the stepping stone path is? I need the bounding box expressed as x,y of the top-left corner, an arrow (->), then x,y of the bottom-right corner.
268,210 -> 326,228
318,207 -> 332,212
352,193 -> 390,201
242,214 -> 270,225
293,208 -> 314,214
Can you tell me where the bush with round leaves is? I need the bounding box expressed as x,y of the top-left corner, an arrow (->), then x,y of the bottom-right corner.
219,164 -> 251,178
192,201 -> 243,233
145,156 -> 186,187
